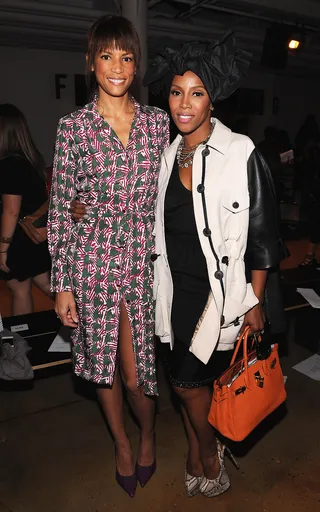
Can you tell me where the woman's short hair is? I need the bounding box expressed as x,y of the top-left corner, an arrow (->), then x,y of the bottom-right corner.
86,15 -> 141,93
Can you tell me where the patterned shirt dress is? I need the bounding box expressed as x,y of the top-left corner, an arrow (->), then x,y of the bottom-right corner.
48,98 -> 170,395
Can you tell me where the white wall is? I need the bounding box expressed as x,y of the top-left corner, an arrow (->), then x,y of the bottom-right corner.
0,46 -> 86,164
1,45 -> 320,162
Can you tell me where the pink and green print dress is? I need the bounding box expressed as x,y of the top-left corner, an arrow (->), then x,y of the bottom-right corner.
48,98 -> 170,395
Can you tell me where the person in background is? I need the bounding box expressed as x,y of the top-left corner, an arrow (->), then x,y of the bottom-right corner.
278,129 -> 291,154
295,115 -> 320,161
0,104 -> 53,315
48,15 -> 169,498
295,116 -> 320,266
46,163 -> 53,196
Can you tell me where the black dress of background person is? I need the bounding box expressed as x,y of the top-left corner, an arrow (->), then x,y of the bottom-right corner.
0,156 -> 51,281
0,104 -> 52,316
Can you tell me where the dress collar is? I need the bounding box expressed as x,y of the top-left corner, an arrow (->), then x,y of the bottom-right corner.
84,94 -> 141,129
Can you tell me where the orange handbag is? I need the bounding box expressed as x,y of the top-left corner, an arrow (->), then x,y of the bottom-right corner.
208,326 -> 287,442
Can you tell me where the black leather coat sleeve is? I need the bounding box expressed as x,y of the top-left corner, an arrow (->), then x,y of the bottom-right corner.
246,148 -> 288,270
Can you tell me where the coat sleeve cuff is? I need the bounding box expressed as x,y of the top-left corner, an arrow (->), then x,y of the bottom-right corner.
248,238 -> 289,270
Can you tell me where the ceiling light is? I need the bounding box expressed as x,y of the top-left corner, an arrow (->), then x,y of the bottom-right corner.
288,39 -> 300,49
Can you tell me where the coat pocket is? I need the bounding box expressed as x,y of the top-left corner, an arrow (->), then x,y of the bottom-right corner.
221,191 -> 250,240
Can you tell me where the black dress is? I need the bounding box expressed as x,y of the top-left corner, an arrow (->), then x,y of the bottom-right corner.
0,156 -> 51,282
161,159 -> 232,388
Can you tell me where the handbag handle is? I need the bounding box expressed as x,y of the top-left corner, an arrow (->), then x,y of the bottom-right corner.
230,326 -> 250,366
231,326 -> 252,384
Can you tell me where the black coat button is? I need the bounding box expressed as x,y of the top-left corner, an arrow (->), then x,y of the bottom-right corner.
220,315 -> 225,326
150,254 -> 158,262
232,201 -> 239,209
202,147 -> 210,157
214,270 -> 224,280
221,256 -> 229,265
203,227 -> 211,237
197,184 -> 205,193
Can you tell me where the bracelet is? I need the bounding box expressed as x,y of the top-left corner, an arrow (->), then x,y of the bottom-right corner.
0,236 -> 12,244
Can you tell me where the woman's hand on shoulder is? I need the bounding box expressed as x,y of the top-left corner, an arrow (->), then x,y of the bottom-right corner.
239,303 -> 265,337
70,200 -> 87,223
55,291 -> 79,328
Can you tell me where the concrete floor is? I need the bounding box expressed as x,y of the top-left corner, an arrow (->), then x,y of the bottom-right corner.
0,337 -> 319,512
1,238 -> 320,511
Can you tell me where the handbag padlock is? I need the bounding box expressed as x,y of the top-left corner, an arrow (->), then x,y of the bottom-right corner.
254,371 -> 264,388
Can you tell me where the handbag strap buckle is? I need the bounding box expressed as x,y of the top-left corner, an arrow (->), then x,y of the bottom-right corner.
235,386 -> 246,396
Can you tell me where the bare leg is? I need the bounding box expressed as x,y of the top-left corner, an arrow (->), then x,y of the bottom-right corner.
6,278 -> 33,315
180,404 -> 203,477
119,301 -> 156,466
97,365 -> 134,476
174,386 -> 220,479
32,271 -> 54,299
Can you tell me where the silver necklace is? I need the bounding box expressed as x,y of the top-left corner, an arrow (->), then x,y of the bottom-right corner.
177,122 -> 214,168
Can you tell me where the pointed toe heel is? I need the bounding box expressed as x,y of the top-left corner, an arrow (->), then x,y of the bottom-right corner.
115,470 -> 138,498
136,459 -> 156,487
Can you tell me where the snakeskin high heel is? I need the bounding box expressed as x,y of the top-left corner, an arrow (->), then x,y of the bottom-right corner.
199,440 -> 237,498
184,469 -> 204,497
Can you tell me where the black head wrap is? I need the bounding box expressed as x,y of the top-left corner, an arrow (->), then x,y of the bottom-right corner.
143,31 -> 252,104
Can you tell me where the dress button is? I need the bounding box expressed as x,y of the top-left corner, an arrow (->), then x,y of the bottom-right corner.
221,256 -> 229,265
232,201 -> 239,209
214,270 -> 224,280
126,299 -> 131,304
197,184 -> 205,193
203,227 -> 211,237
202,147 -> 210,157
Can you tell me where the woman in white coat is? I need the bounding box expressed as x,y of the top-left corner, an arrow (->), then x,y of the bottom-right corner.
144,33 -> 286,498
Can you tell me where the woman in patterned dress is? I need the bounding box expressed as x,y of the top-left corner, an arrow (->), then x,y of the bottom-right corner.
48,16 -> 169,497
